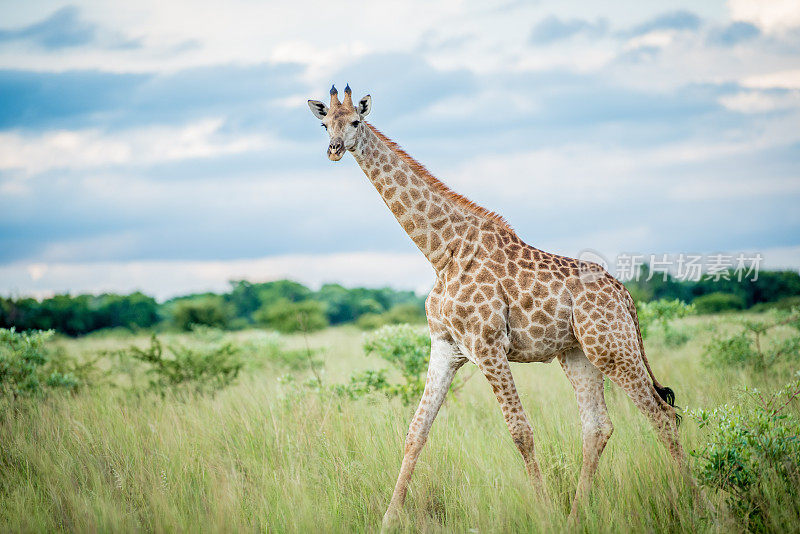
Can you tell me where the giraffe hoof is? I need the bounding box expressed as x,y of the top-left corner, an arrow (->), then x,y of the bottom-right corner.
567,508 -> 580,528
381,509 -> 402,533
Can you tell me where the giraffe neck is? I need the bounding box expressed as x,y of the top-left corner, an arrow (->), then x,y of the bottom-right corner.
351,124 -> 484,272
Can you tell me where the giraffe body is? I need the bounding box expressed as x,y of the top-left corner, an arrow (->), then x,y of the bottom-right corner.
307,86 -> 685,528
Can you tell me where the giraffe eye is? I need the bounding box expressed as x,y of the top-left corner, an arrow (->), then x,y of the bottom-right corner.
351,120 -> 360,127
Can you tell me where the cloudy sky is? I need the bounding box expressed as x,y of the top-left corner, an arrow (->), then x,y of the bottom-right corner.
1,0 -> 799,299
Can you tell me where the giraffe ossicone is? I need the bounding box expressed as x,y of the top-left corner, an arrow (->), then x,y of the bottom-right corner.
307,85 -> 687,528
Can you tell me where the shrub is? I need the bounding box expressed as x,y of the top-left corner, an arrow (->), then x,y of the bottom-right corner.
354,313 -> 386,330
361,324 -> 430,403
637,299 -> 694,346
170,297 -> 232,331
320,324 -> 432,404
692,292 -> 746,314
689,375 -> 800,531
335,324 -> 475,406
703,308 -> 800,371
253,299 -> 328,333
333,369 -> 391,400
119,335 -> 243,395
0,328 -> 83,398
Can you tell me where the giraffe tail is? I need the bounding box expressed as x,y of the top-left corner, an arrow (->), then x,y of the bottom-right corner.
622,289 -> 681,425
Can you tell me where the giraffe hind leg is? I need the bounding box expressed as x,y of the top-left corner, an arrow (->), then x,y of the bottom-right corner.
559,347 -> 613,519
571,299 -> 686,466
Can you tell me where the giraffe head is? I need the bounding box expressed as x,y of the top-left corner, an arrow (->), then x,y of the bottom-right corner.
308,84 -> 371,161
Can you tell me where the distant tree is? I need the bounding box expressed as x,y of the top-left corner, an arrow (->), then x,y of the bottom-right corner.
38,295 -> 96,336
170,297 -> 232,331
94,292 -> 160,329
253,299 -> 328,333
314,284 -> 390,324
746,270 -> 800,307
693,292 -> 746,314
625,266 -> 800,309
0,297 -> 40,331
225,280 -> 263,319
624,265 -> 693,303
255,280 -> 312,308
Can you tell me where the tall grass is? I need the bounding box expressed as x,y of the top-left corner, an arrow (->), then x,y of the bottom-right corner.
1,317 -> 797,532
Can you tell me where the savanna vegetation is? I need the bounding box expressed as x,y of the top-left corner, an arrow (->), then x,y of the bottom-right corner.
2,268 -> 799,337
2,301 -> 799,532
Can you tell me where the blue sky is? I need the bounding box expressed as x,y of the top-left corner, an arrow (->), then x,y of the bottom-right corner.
1,0 -> 799,299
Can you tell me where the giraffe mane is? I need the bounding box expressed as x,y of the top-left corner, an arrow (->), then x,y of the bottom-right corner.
366,123 -> 515,234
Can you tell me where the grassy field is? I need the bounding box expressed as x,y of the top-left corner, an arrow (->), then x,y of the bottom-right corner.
1,314 -> 798,533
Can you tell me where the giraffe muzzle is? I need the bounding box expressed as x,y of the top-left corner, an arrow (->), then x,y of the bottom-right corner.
328,138 -> 345,161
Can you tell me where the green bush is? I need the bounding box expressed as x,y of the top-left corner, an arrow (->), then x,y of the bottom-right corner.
354,313 -> 386,331
0,328 -> 83,398
334,324 -> 476,406
253,299 -> 328,333
703,308 -> 800,371
332,324 -> 430,405
692,292 -> 746,314
119,335 -> 243,395
637,299 -> 694,346
276,324 -> 436,405
689,375 -> 800,531
333,369 -> 392,400
170,297 -> 232,331
362,324 -> 430,403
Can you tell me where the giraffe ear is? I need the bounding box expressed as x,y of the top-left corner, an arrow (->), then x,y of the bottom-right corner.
308,100 -> 328,120
357,95 -> 371,117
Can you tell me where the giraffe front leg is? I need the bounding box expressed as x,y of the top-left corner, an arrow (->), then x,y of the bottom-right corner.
382,340 -> 464,531
474,343 -> 546,494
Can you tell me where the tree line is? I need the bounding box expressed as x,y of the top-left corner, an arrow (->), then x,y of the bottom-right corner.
0,280 -> 426,336
1,269 -> 799,336
625,267 -> 800,313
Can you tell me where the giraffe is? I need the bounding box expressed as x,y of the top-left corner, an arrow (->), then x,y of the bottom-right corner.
308,85 -> 686,527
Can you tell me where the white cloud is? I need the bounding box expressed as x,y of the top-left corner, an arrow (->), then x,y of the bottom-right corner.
741,69 -> 800,89
728,0 -> 800,34
0,1 -> 431,74
0,119 -> 282,174
719,90 -> 800,112
26,263 -> 48,281
623,30 -> 678,51
269,40 -> 371,83
0,1 -> 729,82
